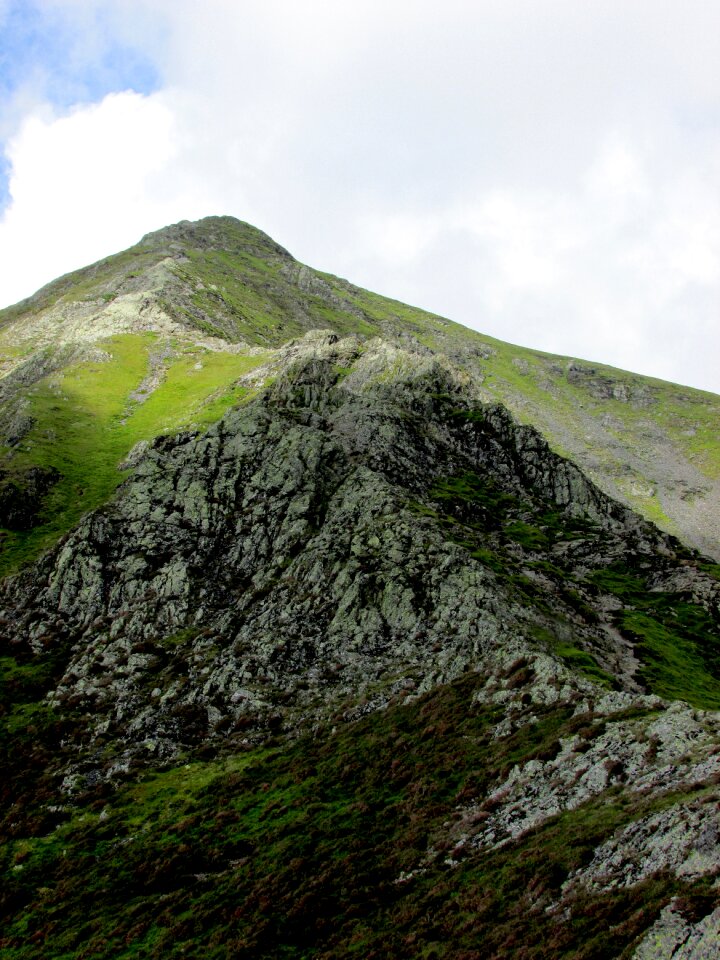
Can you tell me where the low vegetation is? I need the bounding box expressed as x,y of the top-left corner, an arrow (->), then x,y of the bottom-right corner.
0,333 -> 268,575
2,670 -> 716,959
590,565 -> 720,709
416,465 -> 720,708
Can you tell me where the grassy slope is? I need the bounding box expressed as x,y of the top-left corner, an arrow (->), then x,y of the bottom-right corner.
420,458 -> 720,710
478,345 -> 720,523
0,333 -> 268,576
1,670 -> 717,960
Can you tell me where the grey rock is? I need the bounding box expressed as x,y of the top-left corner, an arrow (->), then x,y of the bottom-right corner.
0,335 -> 717,811
633,902 -> 720,959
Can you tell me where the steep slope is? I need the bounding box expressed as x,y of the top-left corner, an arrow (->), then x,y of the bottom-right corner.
2,332 -> 720,958
0,216 -> 718,572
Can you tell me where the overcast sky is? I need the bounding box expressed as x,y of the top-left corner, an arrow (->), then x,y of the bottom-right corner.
0,1 -> 718,393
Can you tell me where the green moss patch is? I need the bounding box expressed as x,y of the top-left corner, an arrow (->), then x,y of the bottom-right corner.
552,643 -> 615,689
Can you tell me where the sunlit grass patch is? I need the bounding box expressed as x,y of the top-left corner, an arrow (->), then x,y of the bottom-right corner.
0,335 -> 269,576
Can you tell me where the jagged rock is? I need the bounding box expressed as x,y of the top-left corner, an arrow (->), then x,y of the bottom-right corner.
568,802 -> 720,892
1,335 -> 718,787
633,902 -> 720,959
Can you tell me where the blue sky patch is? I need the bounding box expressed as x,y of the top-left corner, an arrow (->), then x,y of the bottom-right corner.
0,0 -> 162,213
0,1 -> 160,105
0,154 -> 9,211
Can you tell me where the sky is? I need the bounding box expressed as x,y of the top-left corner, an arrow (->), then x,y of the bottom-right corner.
0,1 -> 718,393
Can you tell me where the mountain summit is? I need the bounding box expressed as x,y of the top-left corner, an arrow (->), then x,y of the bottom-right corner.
1,218 -> 720,958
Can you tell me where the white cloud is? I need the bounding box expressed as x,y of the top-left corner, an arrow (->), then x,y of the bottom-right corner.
342,132 -> 720,390
0,90 -> 218,304
1,0 -> 719,393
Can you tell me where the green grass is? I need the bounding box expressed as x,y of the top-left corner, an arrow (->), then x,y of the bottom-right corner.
658,396 -> 720,480
430,472 -> 520,522
552,643 -> 615,688
444,334 -> 720,525
423,469 -> 599,577
125,348 -> 263,434
156,626 -> 203,649
1,670 -> 716,959
528,626 -> 615,688
181,249 -> 304,343
420,468 -> 720,703
0,657 -> 61,708
0,334 -> 269,576
590,565 -> 720,708
504,519 -> 549,551
621,607 -> 720,708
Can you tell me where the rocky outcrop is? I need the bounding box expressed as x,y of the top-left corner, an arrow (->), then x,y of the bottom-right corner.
633,901 -> 720,959
2,334 -> 716,784
0,212 -> 718,957
0,465 -> 60,529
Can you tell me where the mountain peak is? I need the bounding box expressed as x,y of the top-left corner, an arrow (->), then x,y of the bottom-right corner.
2,216 -> 718,560
137,215 -> 295,262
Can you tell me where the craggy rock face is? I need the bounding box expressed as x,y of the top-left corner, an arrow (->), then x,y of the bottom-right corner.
632,901 -> 720,959
0,335 -> 660,769
2,335 -> 718,776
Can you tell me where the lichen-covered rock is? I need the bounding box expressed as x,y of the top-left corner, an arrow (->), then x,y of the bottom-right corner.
421,687 -> 720,862
632,901 -> 720,959
568,802 -> 720,892
1,335 -> 718,787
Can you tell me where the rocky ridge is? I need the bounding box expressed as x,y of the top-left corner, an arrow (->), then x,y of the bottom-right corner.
0,333 -> 667,765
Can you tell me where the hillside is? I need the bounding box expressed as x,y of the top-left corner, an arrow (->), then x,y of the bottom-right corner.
1,218 -> 720,958
0,216 -> 718,576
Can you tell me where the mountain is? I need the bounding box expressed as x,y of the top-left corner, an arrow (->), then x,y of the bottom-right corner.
1,217 -> 720,958
1,217 -> 718,572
